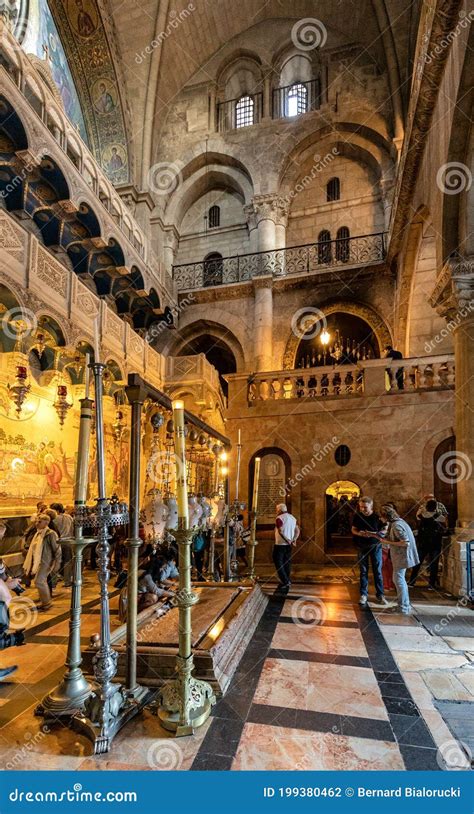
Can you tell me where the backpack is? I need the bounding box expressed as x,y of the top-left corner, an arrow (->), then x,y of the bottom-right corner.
192,532 -> 207,553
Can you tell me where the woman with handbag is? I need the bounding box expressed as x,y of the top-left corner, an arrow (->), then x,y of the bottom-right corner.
22,514 -> 61,611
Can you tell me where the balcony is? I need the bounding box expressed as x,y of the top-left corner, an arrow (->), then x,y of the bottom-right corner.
217,93 -> 263,132
173,232 -> 387,291
272,78 -> 321,120
244,356 -> 455,403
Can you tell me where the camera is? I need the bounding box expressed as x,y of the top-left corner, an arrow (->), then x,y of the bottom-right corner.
12,584 -> 25,596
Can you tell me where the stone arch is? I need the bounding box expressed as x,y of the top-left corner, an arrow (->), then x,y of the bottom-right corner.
421,426 -> 456,499
165,166 -> 252,232
161,319 -> 246,372
282,300 -> 392,370
398,207 -> 449,356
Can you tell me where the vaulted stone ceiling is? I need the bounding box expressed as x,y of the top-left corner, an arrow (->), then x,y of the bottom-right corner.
103,0 -> 421,186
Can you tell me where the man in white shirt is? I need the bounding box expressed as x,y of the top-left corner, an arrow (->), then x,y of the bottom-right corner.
273,503 -> 300,592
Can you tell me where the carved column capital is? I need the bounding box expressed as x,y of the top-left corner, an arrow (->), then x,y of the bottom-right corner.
430,255 -> 474,321
244,194 -> 290,227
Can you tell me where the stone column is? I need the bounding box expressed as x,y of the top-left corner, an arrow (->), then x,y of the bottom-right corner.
253,278 -> 273,372
430,257 -> 474,595
162,228 -> 179,273
263,73 -> 272,120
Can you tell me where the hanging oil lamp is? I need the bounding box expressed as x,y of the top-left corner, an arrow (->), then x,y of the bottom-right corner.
53,382 -> 73,427
8,362 -> 31,418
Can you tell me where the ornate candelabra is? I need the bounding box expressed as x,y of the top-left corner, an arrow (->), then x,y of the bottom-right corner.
157,400 -> 215,735
70,362 -> 146,753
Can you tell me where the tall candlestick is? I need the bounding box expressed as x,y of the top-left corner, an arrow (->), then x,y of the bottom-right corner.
235,432 -> 242,501
84,353 -> 90,400
247,456 -> 261,580
172,400 -> 189,528
252,456 -> 261,513
93,316 -> 101,363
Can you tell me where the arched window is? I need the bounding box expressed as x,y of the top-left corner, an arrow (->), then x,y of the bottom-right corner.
336,226 -> 350,262
203,252 -> 223,287
334,445 -> 351,466
286,83 -> 308,117
235,95 -> 254,128
317,230 -> 332,264
327,178 -> 340,202
208,205 -> 220,229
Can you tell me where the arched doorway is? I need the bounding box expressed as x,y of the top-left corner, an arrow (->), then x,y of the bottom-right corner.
433,435 -> 458,529
325,480 -> 360,552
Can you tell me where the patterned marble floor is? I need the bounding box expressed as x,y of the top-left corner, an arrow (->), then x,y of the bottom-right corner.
0,574 -> 472,771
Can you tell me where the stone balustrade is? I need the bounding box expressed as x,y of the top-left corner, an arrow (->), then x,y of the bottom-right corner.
246,355 -> 455,403
0,24 -> 175,304
165,354 -> 226,413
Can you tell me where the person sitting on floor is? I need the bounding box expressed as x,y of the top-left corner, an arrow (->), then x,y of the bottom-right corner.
0,559 -> 25,679
137,553 -> 178,613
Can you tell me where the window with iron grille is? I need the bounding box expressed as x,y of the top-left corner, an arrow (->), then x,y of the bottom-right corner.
235,95 -> 254,128
327,177 -> 340,202
208,205 -> 220,229
336,226 -> 350,262
317,229 -> 332,264
286,83 -> 308,117
335,445 -> 351,466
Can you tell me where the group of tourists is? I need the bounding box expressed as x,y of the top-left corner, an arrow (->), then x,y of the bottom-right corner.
272,494 -> 448,614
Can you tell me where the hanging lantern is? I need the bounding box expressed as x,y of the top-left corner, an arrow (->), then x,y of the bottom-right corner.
32,331 -> 47,360
8,363 -> 31,418
53,383 -> 73,427
112,409 -> 125,443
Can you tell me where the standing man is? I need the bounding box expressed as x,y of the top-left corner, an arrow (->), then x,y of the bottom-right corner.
352,497 -> 390,606
378,505 -> 419,615
50,503 -> 74,587
384,344 -> 404,390
273,503 -> 299,592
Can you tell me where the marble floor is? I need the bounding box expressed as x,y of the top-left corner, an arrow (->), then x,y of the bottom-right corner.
0,571 -> 473,771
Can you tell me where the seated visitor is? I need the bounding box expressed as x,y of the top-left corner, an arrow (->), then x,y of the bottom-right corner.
137,554 -> 178,612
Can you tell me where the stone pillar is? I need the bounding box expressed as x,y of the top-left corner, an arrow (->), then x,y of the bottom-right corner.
253,279 -> 273,372
162,228 -> 179,273
430,257 -> 474,595
263,74 -> 272,120
209,85 -> 217,132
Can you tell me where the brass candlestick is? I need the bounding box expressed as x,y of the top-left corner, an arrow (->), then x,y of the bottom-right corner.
36,380 -> 94,719
156,400 -> 215,735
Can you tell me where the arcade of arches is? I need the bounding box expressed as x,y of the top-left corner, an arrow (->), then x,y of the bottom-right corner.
0,0 -> 472,774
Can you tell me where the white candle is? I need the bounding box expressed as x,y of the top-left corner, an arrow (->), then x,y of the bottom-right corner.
235,432 -> 242,501
252,457 -> 261,513
237,428 -> 241,446
84,352 -> 90,399
93,315 -> 100,362
172,399 -> 189,528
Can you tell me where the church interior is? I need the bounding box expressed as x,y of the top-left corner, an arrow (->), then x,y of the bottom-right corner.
0,0 -> 472,773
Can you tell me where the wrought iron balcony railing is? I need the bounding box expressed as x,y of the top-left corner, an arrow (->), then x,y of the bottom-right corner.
173,232 -> 387,291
